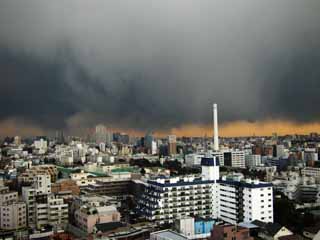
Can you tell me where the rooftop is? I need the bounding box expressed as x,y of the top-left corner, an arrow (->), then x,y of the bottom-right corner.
151,230 -> 187,240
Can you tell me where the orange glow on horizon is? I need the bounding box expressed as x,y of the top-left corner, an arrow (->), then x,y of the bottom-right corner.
1,119 -> 320,138
154,120 -> 320,137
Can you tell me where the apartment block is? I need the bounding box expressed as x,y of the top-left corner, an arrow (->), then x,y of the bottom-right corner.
219,177 -> 273,224
137,157 -> 220,224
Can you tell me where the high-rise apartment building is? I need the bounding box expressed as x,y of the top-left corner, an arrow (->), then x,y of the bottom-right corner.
136,157 -> 273,225
219,176 -> 273,224
22,174 -> 69,230
137,157 -> 220,224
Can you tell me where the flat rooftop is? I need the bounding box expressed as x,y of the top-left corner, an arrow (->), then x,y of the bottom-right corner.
152,230 -> 187,240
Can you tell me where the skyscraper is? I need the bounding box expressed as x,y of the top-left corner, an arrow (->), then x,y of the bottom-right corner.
95,124 -> 107,144
168,135 -> 177,155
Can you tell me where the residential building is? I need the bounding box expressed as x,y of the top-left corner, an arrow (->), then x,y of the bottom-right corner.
218,176 -> 273,224
252,220 -> 293,240
137,156 -> 274,225
209,224 -> 253,240
137,157 -> 220,224
74,205 -> 120,234
51,179 -> 80,195
0,188 -> 27,230
245,154 -> 262,168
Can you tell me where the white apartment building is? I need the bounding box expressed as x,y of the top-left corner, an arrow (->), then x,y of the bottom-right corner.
137,156 -> 273,225
22,174 -> 68,230
218,177 -> 273,224
137,157 -> 220,225
35,195 -> 68,229
212,150 -> 245,168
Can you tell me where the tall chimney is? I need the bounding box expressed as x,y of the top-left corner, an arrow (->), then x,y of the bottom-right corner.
213,103 -> 219,151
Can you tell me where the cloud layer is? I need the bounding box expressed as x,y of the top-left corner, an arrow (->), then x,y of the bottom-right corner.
1,0 -> 320,135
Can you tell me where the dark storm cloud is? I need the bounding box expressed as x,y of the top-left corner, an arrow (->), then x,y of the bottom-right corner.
0,0 -> 320,132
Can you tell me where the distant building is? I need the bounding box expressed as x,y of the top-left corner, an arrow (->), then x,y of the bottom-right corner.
51,179 -> 80,196
168,135 -> 177,155
185,153 -> 205,167
245,154 -> 262,168
14,136 -> 21,145
273,145 -> 286,158
213,150 -> 245,168
95,124 -> 107,144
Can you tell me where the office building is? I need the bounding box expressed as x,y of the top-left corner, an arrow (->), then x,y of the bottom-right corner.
95,124 -> 107,144
168,135 -> 177,155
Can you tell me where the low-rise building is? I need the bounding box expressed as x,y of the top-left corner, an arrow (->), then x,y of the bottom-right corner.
74,205 -> 120,234
209,224 -> 253,240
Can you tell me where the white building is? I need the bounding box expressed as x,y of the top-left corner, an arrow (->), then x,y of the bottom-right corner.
35,195 -> 68,229
34,139 -> 48,154
70,170 -> 96,187
137,157 -> 220,224
22,174 -> 68,230
137,156 -> 273,225
185,154 -> 205,167
245,154 -> 262,168
219,176 -> 273,224
95,124 -> 107,144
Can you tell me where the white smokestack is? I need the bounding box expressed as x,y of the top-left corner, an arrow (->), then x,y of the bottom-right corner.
213,103 -> 219,151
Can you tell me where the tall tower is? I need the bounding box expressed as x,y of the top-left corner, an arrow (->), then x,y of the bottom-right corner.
213,103 -> 219,151
168,135 -> 177,155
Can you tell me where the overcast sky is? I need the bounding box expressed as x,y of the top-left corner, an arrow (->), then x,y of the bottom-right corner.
0,1 -> 320,135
